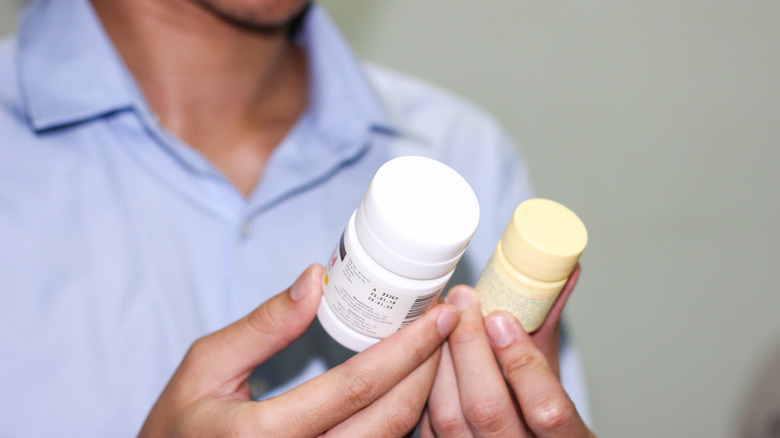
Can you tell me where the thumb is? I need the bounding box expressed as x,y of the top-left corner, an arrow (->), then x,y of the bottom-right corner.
181,264 -> 325,388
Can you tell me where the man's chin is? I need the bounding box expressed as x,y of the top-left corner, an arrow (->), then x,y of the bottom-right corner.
194,0 -> 311,33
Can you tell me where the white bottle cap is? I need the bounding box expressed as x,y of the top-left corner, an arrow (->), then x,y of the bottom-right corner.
355,156 -> 480,280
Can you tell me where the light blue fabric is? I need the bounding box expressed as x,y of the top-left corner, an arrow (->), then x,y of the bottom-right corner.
0,0 -> 586,436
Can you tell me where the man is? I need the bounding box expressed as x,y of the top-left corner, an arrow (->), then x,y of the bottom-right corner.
0,0 -> 594,435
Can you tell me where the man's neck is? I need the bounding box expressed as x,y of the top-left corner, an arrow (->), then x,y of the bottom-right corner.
92,0 -> 309,197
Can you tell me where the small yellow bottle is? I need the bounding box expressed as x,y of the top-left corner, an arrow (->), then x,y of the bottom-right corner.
475,198 -> 588,332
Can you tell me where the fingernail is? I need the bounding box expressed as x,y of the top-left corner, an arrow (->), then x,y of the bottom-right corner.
445,287 -> 474,311
290,270 -> 312,302
485,313 -> 519,349
437,307 -> 459,336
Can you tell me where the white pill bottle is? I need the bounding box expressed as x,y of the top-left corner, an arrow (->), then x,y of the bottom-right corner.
317,156 -> 480,352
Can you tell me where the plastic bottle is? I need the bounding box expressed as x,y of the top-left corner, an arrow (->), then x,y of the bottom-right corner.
475,198 -> 587,332
317,156 -> 480,352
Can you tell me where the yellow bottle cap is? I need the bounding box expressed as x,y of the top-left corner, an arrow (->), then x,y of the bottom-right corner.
500,198 -> 588,282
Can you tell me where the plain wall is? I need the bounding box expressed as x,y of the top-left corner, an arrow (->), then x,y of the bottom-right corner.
3,1 -> 780,437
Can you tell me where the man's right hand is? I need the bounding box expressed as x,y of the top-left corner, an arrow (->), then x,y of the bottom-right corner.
139,264 -> 460,437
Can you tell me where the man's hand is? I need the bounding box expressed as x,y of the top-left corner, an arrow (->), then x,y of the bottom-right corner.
422,265 -> 596,437
139,264 -> 460,437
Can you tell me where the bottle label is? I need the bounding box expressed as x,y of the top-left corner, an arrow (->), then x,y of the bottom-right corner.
475,254 -> 562,332
323,233 -> 442,339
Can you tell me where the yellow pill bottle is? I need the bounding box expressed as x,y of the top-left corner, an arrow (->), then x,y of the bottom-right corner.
475,198 -> 587,332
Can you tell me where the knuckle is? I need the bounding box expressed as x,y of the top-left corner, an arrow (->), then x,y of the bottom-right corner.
343,370 -> 380,409
407,337 -> 432,365
246,302 -> 284,336
429,408 -> 467,436
501,350 -> 539,379
526,398 -> 576,432
382,403 -> 419,438
449,322 -> 483,345
464,398 -> 511,434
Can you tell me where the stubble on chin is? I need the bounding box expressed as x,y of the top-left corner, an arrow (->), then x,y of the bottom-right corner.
192,0 -> 310,33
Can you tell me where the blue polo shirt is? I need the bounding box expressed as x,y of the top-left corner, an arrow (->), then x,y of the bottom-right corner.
0,0 -> 587,435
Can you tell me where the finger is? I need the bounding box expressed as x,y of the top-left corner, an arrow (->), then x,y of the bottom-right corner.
419,410 -> 434,438
532,263 -> 581,374
179,264 -> 325,394
536,264 -> 581,338
140,266 -> 325,438
256,302 -> 460,436
324,347 -> 443,438
445,286 -> 526,437
426,343 -> 473,437
486,311 -> 591,438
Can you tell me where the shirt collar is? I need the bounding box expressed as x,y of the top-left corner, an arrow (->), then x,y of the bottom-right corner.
17,0 -> 140,131
299,5 -> 400,143
17,0 -> 400,139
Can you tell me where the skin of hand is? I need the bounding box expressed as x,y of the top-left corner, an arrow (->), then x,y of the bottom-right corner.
421,265 -> 597,437
138,264 -> 461,437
